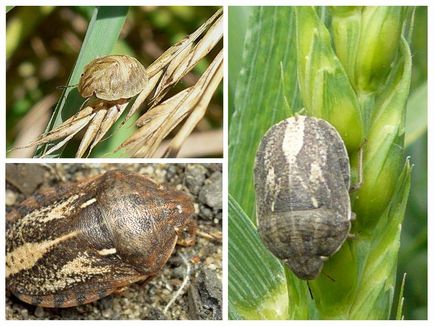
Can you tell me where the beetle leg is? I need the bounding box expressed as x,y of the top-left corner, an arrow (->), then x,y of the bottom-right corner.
175,219 -> 197,247
196,229 -> 222,242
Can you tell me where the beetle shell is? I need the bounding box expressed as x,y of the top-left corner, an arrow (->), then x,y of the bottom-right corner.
6,169 -> 194,307
254,115 -> 352,280
78,55 -> 148,101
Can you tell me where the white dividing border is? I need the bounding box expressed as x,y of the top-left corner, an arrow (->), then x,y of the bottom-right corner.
2,1 -> 432,325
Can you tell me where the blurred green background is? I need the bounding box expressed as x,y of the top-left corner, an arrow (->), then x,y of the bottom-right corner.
229,6 -> 427,320
6,6 -> 223,157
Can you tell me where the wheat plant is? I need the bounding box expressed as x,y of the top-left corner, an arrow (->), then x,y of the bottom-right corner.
229,6 -> 426,320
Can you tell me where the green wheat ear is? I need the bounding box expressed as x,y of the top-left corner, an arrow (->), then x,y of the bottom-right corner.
228,6 -> 417,320
294,6 -> 413,319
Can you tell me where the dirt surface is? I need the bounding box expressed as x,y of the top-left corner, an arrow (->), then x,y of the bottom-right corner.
5,163 -> 222,320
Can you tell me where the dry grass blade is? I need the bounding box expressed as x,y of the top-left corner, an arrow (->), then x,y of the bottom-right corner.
152,12 -> 223,104
135,89 -> 191,128
146,50 -> 223,157
164,52 -> 223,157
117,88 -> 192,154
119,50 -> 223,158
123,8 -> 223,125
9,93 -> 57,158
152,43 -> 194,102
122,71 -> 163,125
155,130 -> 223,157
146,8 -> 222,77
10,106 -> 94,150
75,109 -> 107,158
88,103 -> 128,154
40,113 -> 96,158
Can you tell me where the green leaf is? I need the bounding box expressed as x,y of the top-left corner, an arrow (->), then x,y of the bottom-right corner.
6,6 -> 54,60
348,161 -> 412,319
295,7 -> 364,152
405,82 -> 427,147
229,5 -> 419,320
395,273 -> 407,320
228,195 -> 292,320
37,6 -> 129,157
228,7 -> 251,119
229,6 -> 302,221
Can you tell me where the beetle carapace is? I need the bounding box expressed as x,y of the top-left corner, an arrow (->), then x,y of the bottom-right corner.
255,115 -> 352,280
6,169 -> 194,307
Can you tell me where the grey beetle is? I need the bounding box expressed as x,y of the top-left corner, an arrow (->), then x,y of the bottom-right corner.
254,115 -> 352,280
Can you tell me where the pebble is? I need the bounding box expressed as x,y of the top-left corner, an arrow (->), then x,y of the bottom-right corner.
5,189 -> 17,206
185,164 -> 208,195
34,307 -> 44,318
199,171 -> 222,210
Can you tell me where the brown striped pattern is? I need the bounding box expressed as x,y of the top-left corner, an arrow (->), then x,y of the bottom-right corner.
6,169 -> 194,307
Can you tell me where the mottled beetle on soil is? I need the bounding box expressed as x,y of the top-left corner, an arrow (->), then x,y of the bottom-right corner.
6,169 -> 194,307
255,115 -> 352,280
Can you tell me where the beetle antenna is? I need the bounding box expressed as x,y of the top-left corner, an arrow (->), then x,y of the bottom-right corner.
57,84 -> 78,90
306,281 -> 314,300
322,271 -> 336,282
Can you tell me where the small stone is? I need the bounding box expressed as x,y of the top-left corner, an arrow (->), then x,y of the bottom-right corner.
34,307 -> 44,318
185,164 -> 208,195
187,270 -> 222,320
102,309 -> 112,319
5,189 -> 17,206
199,172 -> 222,209
199,205 -> 213,220
172,266 -> 186,279
145,307 -> 166,320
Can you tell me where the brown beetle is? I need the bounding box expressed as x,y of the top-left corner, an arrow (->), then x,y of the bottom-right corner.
10,55 -> 150,158
78,55 -> 148,104
6,169 -> 194,307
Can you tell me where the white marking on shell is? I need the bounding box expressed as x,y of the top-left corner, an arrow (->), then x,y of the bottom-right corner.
281,116 -> 306,164
60,253 -> 110,277
21,194 -> 80,224
6,230 -> 79,278
281,116 -> 306,211
346,196 -> 352,221
266,167 -> 277,212
176,205 -> 183,213
80,198 -> 96,209
311,197 -> 319,208
37,253 -> 112,293
309,162 -> 325,184
98,248 -> 117,256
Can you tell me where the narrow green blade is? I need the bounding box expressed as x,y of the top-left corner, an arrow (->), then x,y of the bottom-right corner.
228,195 -> 289,320
37,6 -> 129,157
229,6 -> 301,221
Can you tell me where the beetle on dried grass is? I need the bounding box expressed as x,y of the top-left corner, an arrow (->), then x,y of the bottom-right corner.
10,9 -> 223,158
